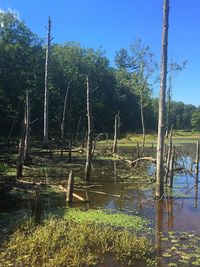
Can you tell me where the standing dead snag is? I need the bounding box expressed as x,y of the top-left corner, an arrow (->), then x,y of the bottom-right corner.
66,170 -> 74,204
156,0 -> 170,198
43,17 -> 52,148
112,111 -> 120,154
16,137 -> 25,178
169,146 -> 174,188
60,82 -> 70,158
195,141 -> 199,181
165,125 -> 173,184
32,187 -> 42,225
17,94 -> 29,178
24,91 -> 30,163
85,76 -> 93,182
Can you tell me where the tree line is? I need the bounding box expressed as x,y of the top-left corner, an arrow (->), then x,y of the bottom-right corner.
0,11 -> 199,140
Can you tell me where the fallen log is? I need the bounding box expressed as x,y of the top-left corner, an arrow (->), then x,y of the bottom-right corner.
17,179 -> 46,187
74,188 -> 130,199
59,185 -> 88,202
109,151 -> 156,167
131,157 -> 157,166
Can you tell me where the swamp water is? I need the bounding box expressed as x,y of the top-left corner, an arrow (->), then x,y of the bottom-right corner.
1,143 -> 200,266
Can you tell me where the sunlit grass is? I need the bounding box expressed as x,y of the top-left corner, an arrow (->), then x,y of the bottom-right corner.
0,212 -> 154,267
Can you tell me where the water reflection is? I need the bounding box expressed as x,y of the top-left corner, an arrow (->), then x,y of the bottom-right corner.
4,145 -> 200,266
194,182 -> 198,208
155,199 -> 164,267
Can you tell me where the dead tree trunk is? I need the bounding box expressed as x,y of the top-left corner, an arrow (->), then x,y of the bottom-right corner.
169,146 -> 174,188
156,0 -> 170,199
32,187 -> 42,225
140,99 -> 145,157
16,99 -> 27,178
16,138 -> 24,178
165,125 -> 173,183
195,141 -> 199,181
75,116 -> 82,144
60,82 -> 70,158
24,91 -> 30,163
66,170 -> 74,204
43,17 -> 52,148
165,67 -> 172,138
112,111 -> 120,154
117,115 -> 120,136
85,76 -> 93,182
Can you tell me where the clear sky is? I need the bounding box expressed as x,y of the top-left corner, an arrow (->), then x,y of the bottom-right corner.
0,0 -> 199,106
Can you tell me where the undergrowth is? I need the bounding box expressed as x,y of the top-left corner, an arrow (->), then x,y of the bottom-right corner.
0,213 -> 154,266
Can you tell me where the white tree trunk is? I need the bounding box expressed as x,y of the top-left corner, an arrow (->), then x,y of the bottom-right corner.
156,0 -> 170,198
44,17 -> 52,147
85,76 -> 93,182
60,82 -> 70,157
24,91 -> 30,162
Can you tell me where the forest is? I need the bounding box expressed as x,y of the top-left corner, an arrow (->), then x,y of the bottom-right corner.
0,12 -> 199,140
1,2 -> 200,267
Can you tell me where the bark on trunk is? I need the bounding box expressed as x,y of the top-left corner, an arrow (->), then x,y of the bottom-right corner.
140,100 -> 145,157
165,125 -> 173,183
165,72 -> 172,138
24,91 -> 30,163
66,170 -> 74,204
156,0 -> 170,198
195,141 -> 199,181
85,76 -> 93,182
169,146 -> 174,188
32,187 -> 42,225
43,17 -> 52,148
112,111 -> 120,154
60,82 -> 70,157
75,116 -> 82,143
16,138 -> 24,178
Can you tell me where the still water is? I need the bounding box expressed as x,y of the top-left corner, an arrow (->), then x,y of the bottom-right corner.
2,144 -> 200,266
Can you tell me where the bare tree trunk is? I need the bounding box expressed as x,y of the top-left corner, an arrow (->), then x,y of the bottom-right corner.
85,76 -> 93,182
81,127 -> 86,148
16,138 -> 24,178
43,17 -> 52,148
66,170 -> 74,204
112,111 -> 120,154
68,97 -> 72,162
16,100 -> 27,178
165,125 -> 173,183
156,0 -> 170,199
165,70 -> 172,138
195,141 -> 199,181
169,146 -> 174,188
140,100 -> 145,157
60,82 -> 70,158
117,115 -> 120,136
75,116 -> 82,144
24,91 -> 30,163
32,187 -> 42,225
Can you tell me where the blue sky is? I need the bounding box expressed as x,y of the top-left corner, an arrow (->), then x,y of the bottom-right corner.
0,0 -> 199,106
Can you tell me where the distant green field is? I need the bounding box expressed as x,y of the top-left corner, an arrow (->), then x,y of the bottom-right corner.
99,131 -> 200,147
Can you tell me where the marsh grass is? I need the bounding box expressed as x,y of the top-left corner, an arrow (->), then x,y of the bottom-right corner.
0,213 -> 154,267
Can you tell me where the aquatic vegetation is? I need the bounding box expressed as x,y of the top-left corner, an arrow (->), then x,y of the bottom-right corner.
159,231 -> 200,266
65,208 -> 153,233
0,215 -> 154,267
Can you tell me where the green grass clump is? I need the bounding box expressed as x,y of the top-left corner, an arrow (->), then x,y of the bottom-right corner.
66,209 -> 153,233
0,162 -> 8,172
0,216 -> 154,267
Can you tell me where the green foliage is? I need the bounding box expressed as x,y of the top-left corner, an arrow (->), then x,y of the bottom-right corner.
191,109 -> 200,131
160,231 -> 200,267
0,215 -> 154,266
65,209 -> 153,233
0,11 -> 197,137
